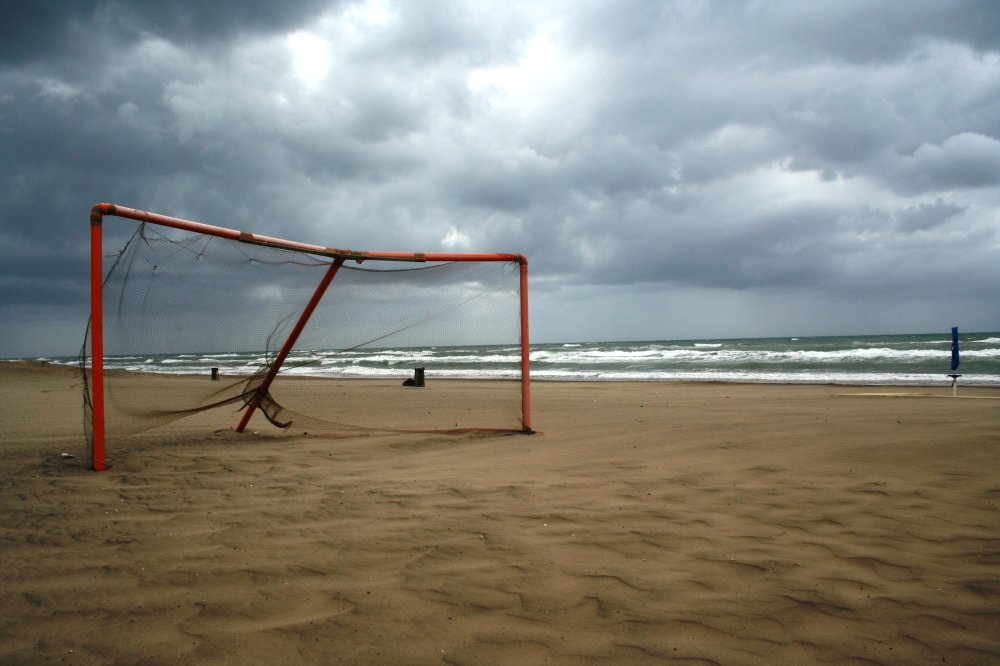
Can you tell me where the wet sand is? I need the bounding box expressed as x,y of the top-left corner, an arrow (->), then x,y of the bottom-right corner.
2,360 -> 999,664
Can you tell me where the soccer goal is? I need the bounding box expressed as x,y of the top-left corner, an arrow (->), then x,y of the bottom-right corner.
83,203 -> 531,471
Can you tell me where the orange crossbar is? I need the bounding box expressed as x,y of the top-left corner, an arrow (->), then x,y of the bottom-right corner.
91,203 -> 525,264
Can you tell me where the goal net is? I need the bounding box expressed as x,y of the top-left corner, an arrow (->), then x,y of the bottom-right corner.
82,204 -> 531,471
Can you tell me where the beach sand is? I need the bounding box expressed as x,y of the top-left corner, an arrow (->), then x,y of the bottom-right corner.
2,361 -> 999,664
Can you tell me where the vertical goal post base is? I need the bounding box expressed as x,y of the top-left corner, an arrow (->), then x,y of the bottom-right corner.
87,203 -> 532,471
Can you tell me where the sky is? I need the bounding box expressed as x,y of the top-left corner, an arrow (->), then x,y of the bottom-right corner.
2,0 -> 999,358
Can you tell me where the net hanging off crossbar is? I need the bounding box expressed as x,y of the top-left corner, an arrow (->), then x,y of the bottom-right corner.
83,204 -> 531,470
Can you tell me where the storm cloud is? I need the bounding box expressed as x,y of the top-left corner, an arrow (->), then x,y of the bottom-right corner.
2,0 -> 998,356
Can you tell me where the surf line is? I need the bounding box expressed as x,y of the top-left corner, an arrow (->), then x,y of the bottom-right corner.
836,393 -> 1000,399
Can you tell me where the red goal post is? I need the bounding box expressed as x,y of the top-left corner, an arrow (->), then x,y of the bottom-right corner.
87,203 -> 532,471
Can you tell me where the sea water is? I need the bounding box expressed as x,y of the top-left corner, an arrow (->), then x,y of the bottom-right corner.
50,332 -> 1000,386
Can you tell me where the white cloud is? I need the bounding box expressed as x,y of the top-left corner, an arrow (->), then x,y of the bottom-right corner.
441,226 -> 472,249
287,31 -> 331,90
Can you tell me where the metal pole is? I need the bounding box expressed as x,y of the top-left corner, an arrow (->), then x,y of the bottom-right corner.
519,258 -> 532,433
89,208 -> 106,470
235,258 -> 345,432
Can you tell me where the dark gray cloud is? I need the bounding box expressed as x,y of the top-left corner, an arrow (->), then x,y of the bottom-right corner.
893,132 -> 1000,193
1,0 -> 332,68
2,0 -> 999,356
895,200 -> 966,233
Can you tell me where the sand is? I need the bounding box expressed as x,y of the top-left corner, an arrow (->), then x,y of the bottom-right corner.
1,361 -> 999,664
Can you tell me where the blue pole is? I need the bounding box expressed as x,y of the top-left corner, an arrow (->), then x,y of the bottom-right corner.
951,327 -> 960,371
949,326 -> 962,396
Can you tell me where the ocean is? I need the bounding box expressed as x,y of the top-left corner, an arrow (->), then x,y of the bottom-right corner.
52,332 -> 1000,387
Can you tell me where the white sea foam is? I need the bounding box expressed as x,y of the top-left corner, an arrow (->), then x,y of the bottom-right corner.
527,369 -> 1000,385
61,332 -> 1000,387
529,346 -> 1000,365
316,353 -> 518,365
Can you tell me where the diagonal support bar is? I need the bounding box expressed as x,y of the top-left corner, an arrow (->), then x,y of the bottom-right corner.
235,257 -> 345,432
